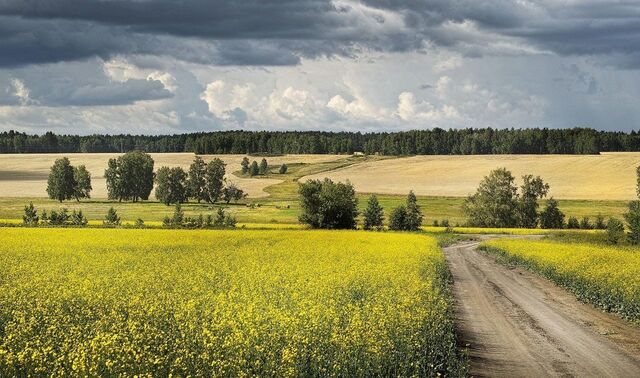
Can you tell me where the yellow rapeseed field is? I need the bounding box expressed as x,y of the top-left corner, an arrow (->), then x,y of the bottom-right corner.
481,239 -> 640,322
0,228 -> 464,376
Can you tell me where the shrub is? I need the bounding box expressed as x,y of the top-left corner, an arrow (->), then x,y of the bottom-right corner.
566,216 -> 580,229
606,218 -> 624,244
594,214 -> 606,230
49,208 -> 70,225
579,216 -> 592,230
71,210 -> 88,226
441,219 -> 450,227
279,164 -> 288,174
135,218 -> 145,228
22,202 -> 39,226
104,207 -> 121,226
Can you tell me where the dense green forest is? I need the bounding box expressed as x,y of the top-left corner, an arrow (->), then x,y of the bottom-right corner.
2,128 -> 640,155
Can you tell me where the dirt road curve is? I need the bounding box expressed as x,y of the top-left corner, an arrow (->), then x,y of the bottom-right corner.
444,238 -> 640,377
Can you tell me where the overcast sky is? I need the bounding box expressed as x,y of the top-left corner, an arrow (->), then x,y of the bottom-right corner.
0,0 -> 639,135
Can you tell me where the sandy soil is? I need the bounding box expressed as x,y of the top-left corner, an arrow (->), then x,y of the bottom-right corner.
0,153 -> 343,198
303,152 -> 640,200
444,237 -> 640,377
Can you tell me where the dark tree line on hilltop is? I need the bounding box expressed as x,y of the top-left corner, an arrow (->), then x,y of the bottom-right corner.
3,128 -> 640,155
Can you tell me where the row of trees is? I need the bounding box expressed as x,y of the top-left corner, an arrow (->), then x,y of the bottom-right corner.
297,178 -> 423,230
47,152 -> 248,205
240,157 -> 288,176
23,202 -> 236,229
155,157 -> 246,205
7,128 -> 640,155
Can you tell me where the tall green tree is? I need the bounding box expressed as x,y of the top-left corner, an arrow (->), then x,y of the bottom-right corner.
405,191 -> 423,231
205,158 -> 226,203
187,156 -> 208,203
388,206 -> 407,231
47,157 -> 76,202
363,195 -> 384,230
241,157 -> 250,175
105,151 -> 154,202
259,158 -> 268,175
625,166 -> 640,244
298,178 -> 358,229
249,161 -> 259,176
539,198 -> 564,229
625,201 -> 640,244
73,165 -> 92,201
462,168 -> 518,227
155,166 -> 188,205
517,175 -> 549,228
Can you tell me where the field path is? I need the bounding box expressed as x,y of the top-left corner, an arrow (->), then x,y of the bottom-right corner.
444,237 -> 640,377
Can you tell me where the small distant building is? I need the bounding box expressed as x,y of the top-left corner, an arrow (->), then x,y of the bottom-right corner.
353,151 -> 365,156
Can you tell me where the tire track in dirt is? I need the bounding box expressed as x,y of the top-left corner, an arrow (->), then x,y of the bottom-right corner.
444,237 -> 640,377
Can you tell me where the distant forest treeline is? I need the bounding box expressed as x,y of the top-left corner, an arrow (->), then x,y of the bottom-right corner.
3,128 -> 640,155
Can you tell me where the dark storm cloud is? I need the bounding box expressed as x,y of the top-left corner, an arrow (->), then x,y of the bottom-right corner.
0,0 -> 640,67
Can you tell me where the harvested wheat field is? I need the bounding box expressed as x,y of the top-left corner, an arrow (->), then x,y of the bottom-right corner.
0,153 -> 343,198
303,152 -> 640,200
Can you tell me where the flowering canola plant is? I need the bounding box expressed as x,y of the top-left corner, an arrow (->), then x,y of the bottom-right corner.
482,239 -> 640,322
0,228 -> 464,377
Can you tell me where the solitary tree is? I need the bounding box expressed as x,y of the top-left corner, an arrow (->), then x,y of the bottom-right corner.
363,195 -> 384,230
241,157 -> 250,175
405,191 -> 423,231
187,156 -> 208,203
73,165 -> 92,201
517,175 -> 549,228
539,198 -> 565,229
606,217 -> 625,244
625,201 -> 640,244
625,165 -> 640,244
155,166 -> 188,205
388,206 -> 408,231
249,161 -> 259,176
298,178 -> 358,229
259,158 -> 268,175
463,168 -> 518,227
205,158 -> 226,203
279,164 -> 288,174
105,151 -> 154,202
47,157 -> 76,202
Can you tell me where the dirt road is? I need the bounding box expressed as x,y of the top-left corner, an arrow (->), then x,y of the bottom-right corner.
444,238 -> 640,377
